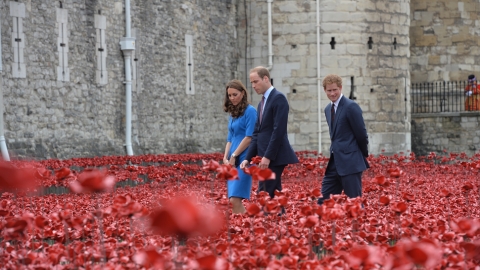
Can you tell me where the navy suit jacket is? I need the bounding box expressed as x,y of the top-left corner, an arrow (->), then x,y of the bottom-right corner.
326,96 -> 369,176
246,89 -> 299,166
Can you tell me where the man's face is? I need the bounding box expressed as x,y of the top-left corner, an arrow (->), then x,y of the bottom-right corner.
324,83 -> 342,103
250,72 -> 269,95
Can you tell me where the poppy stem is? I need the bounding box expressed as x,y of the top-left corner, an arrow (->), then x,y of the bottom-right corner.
210,172 -> 216,203
308,227 -> 314,260
395,178 -> 399,200
130,217 -> 134,242
352,218 -> 358,242
251,216 -> 256,251
63,219 -> 70,245
95,194 -> 107,265
172,236 -> 183,269
464,192 -> 470,218
446,201 -> 452,231
225,178 -> 234,262
331,221 -> 336,247
171,236 -> 177,264
226,205 -> 232,261
478,180 -> 480,209
177,175 -> 179,191
395,213 -> 400,243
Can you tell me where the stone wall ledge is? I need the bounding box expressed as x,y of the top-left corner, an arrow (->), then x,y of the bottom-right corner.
412,111 -> 480,118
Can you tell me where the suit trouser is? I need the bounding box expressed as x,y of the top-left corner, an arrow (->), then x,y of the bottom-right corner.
258,165 -> 286,198
317,153 -> 363,205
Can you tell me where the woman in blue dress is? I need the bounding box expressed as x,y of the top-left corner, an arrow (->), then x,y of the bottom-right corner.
223,80 -> 257,214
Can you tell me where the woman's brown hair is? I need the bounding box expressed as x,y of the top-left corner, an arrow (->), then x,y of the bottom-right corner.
224,79 -> 249,118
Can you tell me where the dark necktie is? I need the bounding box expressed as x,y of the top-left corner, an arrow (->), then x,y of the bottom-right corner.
331,103 -> 335,124
259,96 -> 265,124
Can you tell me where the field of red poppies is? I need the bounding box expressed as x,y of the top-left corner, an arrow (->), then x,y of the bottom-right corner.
0,151 -> 479,269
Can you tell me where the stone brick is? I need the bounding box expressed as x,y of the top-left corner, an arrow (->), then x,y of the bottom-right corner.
428,55 -> 441,65
415,35 -> 437,46
295,134 -> 310,145
300,122 -> 318,133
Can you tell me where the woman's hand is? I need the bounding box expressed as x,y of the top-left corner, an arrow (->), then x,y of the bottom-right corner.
223,158 -> 229,164
229,157 -> 236,166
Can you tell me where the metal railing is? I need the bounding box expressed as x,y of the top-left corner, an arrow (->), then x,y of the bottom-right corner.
411,81 -> 479,113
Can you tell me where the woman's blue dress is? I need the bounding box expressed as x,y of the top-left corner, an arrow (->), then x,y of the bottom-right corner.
227,105 -> 257,199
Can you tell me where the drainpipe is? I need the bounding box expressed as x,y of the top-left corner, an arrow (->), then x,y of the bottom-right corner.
404,77 -> 411,151
0,77 -> 8,161
266,0 -> 273,70
119,0 -> 135,156
0,16 -> 10,161
316,0 -> 322,154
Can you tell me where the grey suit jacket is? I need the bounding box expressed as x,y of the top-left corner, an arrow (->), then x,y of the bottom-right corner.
326,96 -> 369,176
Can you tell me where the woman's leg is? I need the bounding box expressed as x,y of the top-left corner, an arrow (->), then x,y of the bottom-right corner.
229,197 -> 246,214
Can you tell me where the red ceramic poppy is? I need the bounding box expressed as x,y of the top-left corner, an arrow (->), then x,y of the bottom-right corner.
0,162 -> 39,191
202,160 -> 220,171
149,196 -> 223,238
216,164 -> 239,181
243,166 -> 276,181
69,168 -> 116,193
250,156 -> 263,165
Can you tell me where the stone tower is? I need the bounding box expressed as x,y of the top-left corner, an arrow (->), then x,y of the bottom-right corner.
236,0 -> 411,155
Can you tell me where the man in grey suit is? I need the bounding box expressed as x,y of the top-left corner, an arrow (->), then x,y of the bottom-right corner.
317,74 -> 369,205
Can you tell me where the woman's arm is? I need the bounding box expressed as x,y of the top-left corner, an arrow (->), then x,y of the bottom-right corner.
229,137 -> 252,166
223,142 -> 232,164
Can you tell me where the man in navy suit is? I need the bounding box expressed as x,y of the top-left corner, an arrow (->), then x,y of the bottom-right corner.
317,74 -> 369,205
240,66 -> 299,199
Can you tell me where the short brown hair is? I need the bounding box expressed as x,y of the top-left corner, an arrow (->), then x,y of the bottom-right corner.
250,66 -> 270,80
322,74 -> 342,89
224,79 -> 249,118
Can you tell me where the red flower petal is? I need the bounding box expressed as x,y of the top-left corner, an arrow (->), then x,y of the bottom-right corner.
374,175 -> 387,185
310,188 -> 321,197
244,166 -> 275,181
391,201 -> 408,214
301,215 -> 318,228
69,169 -> 116,193
150,197 -> 223,238
202,160 -> 220,172
379,195 -> 391,206
55,167 -> 73,180
277,196 -> 288,206
0,162 -> 39,190
250,156 -> 262,165
196,254 -> 228,270
246,203 -> 261,216
216,164 -> 239,181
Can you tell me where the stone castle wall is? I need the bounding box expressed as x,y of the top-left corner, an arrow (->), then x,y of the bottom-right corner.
236,0 -> 411,155
410,0 -> 480,82
412,112 -> 480,156
1,0 -> 479,160
1,0 -> 238,159
409,0 -> 480,156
